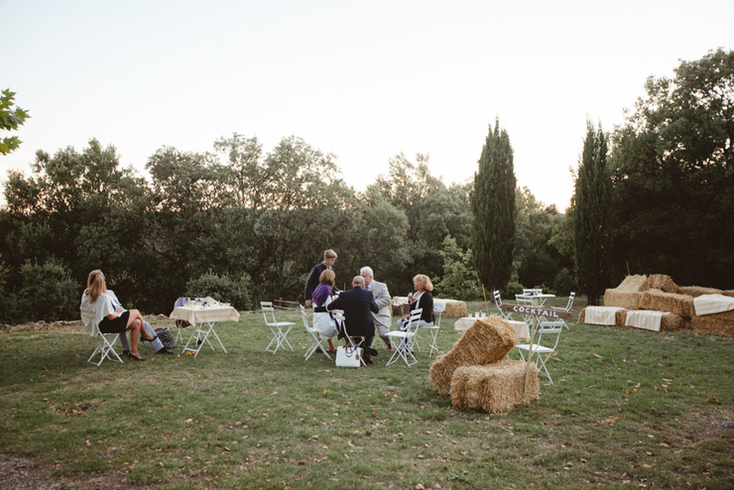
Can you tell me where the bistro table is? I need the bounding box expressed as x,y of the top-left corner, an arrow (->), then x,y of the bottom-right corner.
169,304 -> 240,357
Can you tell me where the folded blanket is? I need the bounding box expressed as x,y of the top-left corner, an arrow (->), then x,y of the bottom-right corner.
625,310 -> 667,332
584,306 -> 624,326
693,294 -> 734,316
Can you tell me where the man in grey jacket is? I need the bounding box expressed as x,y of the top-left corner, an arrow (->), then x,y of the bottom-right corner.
360,266 -> 394,351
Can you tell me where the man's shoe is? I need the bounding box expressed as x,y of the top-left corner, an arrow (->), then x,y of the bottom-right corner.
157,347 -> 175,354
363,354 -> 373,366
365,346 -> 378,357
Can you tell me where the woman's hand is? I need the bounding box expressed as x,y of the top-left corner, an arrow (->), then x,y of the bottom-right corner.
115,306 -> 123,315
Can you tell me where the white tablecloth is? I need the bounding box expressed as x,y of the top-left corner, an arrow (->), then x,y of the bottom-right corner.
170,306 -> 240,324
584,306 -> 624,326
625,310 -> 666,332
693,294 -> 734,316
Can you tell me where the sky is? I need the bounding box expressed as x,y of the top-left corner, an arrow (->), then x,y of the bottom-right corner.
3,0 -> 734,211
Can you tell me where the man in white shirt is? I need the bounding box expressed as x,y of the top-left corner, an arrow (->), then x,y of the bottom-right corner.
360,266 -> 394,351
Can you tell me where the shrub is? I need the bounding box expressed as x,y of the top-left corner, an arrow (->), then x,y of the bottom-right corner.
551,267 -> 577,296
17,257 -> 79,323
500,282 -> 524,298
185,270 -> 253,311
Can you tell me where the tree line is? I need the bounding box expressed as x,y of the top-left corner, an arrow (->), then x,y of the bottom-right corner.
1,48 -> 731,323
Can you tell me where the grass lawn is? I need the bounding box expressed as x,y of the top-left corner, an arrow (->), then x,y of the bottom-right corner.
1,298 -> 733,489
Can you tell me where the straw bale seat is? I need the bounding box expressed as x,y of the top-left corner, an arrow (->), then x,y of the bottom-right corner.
640,290 -> 694,319
579,306 -> 627,327
625,310 -> 688,332
428,317 -> 516,395
442,300 -> 467,318
450,360 -> 539,413
691,310 -> 734,336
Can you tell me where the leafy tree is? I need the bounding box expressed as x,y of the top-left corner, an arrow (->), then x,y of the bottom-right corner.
610,48 -> 734,288
471,118 -> 516,294
0,89 -> 30,155
574,120 -> 612,305
434,235 -> 482,300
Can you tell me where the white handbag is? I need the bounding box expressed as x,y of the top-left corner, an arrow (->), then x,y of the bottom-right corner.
335,345 -> 361,368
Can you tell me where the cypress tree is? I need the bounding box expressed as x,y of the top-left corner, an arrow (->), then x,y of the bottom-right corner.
471,118 -> 517,294
573,120 -> 612,305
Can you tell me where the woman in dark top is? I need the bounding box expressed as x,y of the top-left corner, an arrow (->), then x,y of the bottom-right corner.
396,274 -> 435,350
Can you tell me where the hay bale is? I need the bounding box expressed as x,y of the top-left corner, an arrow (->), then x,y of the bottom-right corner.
691,310 -> 734,336
648,274 -> 681,294
640,290 -> 695,319
450,361 -> 539,412
660,313 -> 689,332
443,300 -> 467,318
604,289 -> 644,310
679,286 -> 722,297
615,308 -> 630,327
429,317 -> 517,395
616,274 -> 650,292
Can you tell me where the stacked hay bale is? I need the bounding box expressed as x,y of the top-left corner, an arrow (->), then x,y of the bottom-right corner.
450,360 -> 538,413
691,310 -> 734,336
578,306 -> 628,328
429,316 -> 539,413
584,274 -> 733,335
603,274 -> 649,310
442,300 -> 468,318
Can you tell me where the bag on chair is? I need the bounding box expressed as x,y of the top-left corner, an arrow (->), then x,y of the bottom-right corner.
335,345 -> 361,368
155,327 -> 177,350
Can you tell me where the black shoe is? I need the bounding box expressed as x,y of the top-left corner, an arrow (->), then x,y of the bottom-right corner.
157,347 -> 175,355
122,349 -> 130,357
365,346 -> 378,357
140,335 -> 157,343
363,354 -> 373,366
126,352 -> 146,361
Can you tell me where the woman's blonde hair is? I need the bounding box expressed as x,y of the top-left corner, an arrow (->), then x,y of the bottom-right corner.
86,269 -> 107,303
413,274 -> 433,292
319,269 -> 335,287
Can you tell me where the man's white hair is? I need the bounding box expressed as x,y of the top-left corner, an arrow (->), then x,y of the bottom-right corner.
360,266 -> 374,277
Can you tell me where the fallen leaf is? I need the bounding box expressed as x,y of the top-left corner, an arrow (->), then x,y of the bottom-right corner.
593,353 -> 602,358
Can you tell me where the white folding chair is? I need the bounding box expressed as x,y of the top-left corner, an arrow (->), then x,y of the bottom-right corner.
493,290 -> 514,320
514,320 -> 564,385
261,301 -> 295,354
81,305 -> 124,366
551,292 -> 575,329
515,294 -> 536,324
416,302 -> 442,356
330,310 -> 366,366
385,308 -> 422,367
300,305 -> 331,361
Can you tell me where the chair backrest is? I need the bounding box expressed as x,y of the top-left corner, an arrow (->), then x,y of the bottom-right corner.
563,292 -> 576,311
299,305 -> 310,330
261,301 -> 276,325
536,321 -> 564,350
80,304 -> 99,337
433,301 -> 446,327
404,308 -> 423,331
493,290 -> 503,307
516,295 -> 534,306
523,288 -> 543,295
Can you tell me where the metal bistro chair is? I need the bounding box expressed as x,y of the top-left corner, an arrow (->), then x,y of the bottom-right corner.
385,308 -> 422,367
81,304 -> 124,366
331,309 -> 366,367
261,301 -> 295,354
493,290 -> 514,320
416,302 -> 443,356
300,305 -> 332,361
551,292 -> 576,329
514,320 -> 564,385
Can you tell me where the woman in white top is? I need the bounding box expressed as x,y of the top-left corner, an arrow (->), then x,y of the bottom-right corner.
80,269 -> 151,361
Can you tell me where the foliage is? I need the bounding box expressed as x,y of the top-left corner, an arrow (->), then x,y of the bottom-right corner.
433,235 -> 482,301
574,120 -> 612,305
551,267 -> 577,296
472,118 -> 516,293
499,281 -> 524,298
16,257 -> 78,323
185,270 -> 253,311
0,89 -> 30,155
610,48 -> 734,288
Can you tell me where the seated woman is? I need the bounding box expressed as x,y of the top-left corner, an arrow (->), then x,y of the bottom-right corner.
396,274 -> 436,350
80,269 -> 154,361
311,269 -> 338,353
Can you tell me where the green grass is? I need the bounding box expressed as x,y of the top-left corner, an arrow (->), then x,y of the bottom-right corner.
1,300 -> 733,489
